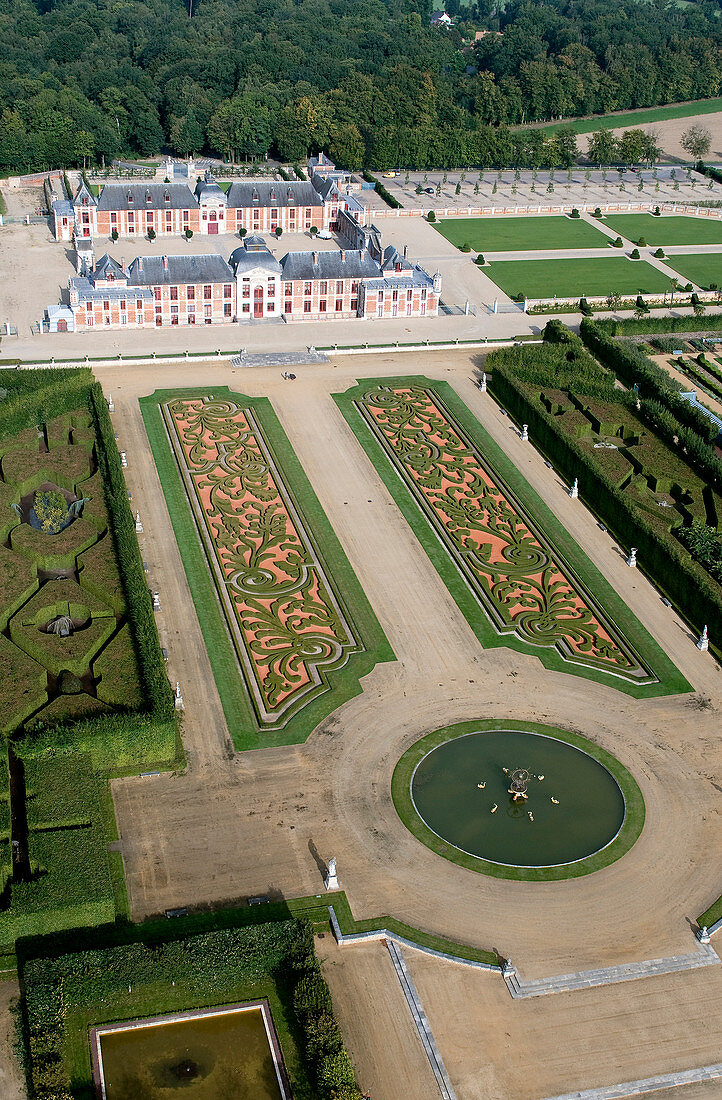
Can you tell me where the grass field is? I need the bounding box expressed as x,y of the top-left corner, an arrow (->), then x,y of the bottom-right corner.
528,96 -> 722,138
661,252 -> 722,289
434,215 -> 609,252
485,256 -> 673,298
602,213 -> 722,246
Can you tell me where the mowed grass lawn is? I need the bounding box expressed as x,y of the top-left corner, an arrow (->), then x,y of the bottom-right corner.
434,215 -> 609,252
662,252 -> 722,289
484,257 -> 673,299
602,213 -> 722,246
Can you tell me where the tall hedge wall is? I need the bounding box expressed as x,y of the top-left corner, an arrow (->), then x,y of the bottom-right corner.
89,382 -> 174,721
488,342 -> 722,650
595,314 -> 722,337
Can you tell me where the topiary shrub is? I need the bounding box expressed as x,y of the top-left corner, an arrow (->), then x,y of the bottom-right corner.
653,206 -> 661,216
570,208 -> 580,218
594,207 -> 602,217
613,237 -> 623,247
630,247 -> 640,259
475,254 -> 485,265
427,210 -> 436,222
653,247 -> 664,258
638,237 -> 647,246
460,241 -> 471,252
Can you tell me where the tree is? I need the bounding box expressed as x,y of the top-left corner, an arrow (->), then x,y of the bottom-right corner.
587,129 -> 617,166
111,229 -> 119,242
185,228 -> 194,240
681,125 -> 712,162
147,227 -> 156,242
172,108 -> 204,158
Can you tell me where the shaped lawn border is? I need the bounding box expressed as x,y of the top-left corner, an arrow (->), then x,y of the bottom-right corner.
334,375 -> 689,699
141,387 -> 394,750
392,719 -> 645,882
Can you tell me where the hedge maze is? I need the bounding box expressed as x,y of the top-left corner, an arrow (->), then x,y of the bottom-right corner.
0,367 -> 176,946
489,323 -> 722,657
0,406 -> 141,735
142,388 -> 392,749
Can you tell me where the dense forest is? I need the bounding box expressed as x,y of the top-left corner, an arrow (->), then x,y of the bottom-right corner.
1,0 -> 721,174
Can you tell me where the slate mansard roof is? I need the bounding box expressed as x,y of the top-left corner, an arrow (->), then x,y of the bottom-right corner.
95,182 -> 199,211
280,249 -> 382,282
125,254 -> 234,286
225,181 -> 324,209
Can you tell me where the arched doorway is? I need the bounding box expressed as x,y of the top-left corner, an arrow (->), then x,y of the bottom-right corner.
208,211 -> 218,234
253,287 -> 264,318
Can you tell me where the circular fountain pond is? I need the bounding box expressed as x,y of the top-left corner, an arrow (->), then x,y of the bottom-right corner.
394,721 -> 644,880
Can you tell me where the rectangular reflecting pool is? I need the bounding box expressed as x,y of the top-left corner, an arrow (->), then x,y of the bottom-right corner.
90,999 -> 290,1100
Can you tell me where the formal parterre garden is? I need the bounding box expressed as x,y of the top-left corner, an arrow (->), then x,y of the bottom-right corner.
21,914 -> 363,1100
335,376 -> 684,696
0,367 -> 177,945
433,214 -> 609,252
141,388 -> 392,750
484,256 -> 673,299
489,320 -> 722,657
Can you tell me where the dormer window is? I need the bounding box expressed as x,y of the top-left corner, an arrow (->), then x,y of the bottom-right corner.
252,189 -> 259,203
395,262 -> 402,272
270,188 -> 276,201
287,188 -> 293,201
164,192 -> 170,203
81,196 -> 88,207
107,272 -> 114,281
127,192 -> 133,203
145,191 -> 152,204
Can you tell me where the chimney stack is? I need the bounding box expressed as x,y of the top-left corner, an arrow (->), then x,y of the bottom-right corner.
313,251 -> 318,265
163,255 -> 168,271
340,249 -> 346,262
138,257 -> 143,272
403,244 -> 407,259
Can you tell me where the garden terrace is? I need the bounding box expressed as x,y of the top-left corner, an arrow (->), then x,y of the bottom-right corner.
488,331 -> 722,655
335,376 -> 684,695
141,388 -> 393,749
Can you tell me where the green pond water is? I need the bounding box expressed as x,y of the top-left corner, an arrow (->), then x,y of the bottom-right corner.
411,730 -> 625,867
98,1008 -> 284,1100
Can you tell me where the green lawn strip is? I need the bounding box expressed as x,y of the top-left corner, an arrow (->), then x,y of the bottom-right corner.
96,778 -> 130,920
434,215 -> 608,252
660,252 -> 722,290
601,214 -> 722,246
334,376 -> 688,698
484,257 -> 673,298
527,96 -> 722,137
323,891 -> 499,966
392,719 -> 645,882
698,894 -> 722,928
140,387 -> 394,750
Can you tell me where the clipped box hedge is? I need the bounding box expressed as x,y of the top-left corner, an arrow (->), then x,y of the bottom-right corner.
488,337 -> 722,648
24,754 -> 97,831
